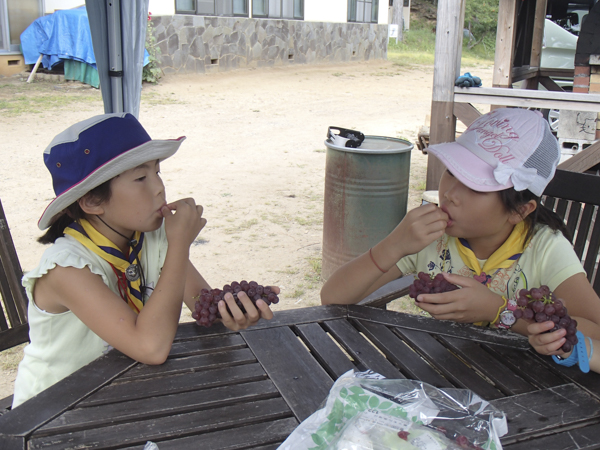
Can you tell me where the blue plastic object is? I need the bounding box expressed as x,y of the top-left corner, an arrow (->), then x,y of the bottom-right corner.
455,72 -> 482,88
20,6 -> 149,73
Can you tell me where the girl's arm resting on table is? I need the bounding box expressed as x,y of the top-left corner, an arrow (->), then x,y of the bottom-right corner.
321,255 -> 402,305
321,204 -> 449,305
38,239 -> 191,365
36,197 -> 207,365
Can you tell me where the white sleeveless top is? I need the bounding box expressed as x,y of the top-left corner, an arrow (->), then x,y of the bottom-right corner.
12,224 -> 167,408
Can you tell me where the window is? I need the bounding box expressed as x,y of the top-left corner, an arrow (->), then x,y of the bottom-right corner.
252,0 -> 304,19
348,0 -> 379,23
176,0 -> 249,17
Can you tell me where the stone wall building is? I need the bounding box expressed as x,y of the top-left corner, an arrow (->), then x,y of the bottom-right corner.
152,15 -> 388,75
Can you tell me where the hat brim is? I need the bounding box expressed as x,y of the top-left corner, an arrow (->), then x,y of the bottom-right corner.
427,141 -> 514,193
38,137 -> 185,230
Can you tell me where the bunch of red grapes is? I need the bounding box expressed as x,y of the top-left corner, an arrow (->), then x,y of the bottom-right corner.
193,280 -> 279,327
409,272 -> 459,299
513,286 -> 577,352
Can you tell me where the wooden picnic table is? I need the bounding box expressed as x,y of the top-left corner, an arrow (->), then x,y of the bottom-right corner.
1,304 -> 599,449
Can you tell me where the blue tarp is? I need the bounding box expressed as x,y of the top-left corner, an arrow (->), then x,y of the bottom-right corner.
20,6 -> 148,71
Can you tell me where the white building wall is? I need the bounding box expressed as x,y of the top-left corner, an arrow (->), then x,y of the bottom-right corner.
44,0 -> 386,24
304,0 -> 347,23
44,0 -> 84,14
149,0 -> 175,16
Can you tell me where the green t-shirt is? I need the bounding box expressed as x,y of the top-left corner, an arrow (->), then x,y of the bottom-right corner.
396,225 -> 585,300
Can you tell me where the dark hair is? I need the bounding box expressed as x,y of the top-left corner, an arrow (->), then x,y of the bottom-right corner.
499,188 -> 570,244
38,180 -> 113,244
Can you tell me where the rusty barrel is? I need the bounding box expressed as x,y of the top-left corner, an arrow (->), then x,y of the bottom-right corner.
322,136 -> 413,280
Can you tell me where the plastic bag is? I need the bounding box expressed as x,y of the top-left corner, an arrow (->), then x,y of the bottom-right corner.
279,370 -> 507,450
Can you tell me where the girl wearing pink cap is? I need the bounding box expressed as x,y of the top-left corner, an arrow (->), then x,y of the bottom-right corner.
321,108 -> 600,374
12,114 -> 275,408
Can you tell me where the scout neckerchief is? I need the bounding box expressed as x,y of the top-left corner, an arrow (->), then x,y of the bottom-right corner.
455,220 -> 528,327
455,220 -> 528,279
64,219 -> 145,313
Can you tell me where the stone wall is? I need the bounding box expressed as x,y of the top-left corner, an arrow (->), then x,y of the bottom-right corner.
152,15 -> 388,74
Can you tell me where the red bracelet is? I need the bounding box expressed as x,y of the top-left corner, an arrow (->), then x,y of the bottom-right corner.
369,248 -> 388,273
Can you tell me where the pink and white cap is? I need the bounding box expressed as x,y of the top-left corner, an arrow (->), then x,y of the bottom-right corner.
427,108 -> 560,197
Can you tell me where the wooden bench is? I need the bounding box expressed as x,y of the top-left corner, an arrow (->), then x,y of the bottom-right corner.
0,199 -> 29,414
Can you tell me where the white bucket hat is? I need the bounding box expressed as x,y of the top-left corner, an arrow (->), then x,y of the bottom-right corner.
38,113 -> 185,230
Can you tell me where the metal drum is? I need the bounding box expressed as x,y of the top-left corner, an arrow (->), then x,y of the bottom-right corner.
322,136 -> 413,280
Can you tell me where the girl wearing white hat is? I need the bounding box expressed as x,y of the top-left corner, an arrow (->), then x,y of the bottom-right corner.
12,113 -> 275,407
322,108 -> 600,374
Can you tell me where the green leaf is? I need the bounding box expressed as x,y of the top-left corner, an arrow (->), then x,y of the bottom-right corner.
379,401 -> 393,409
311,433 -> 326,446
367,396 -> 380,408
349,386 -> 365,395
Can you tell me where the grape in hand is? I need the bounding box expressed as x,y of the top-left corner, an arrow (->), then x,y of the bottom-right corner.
409,272 -> 459,299
193,280 -> 279,327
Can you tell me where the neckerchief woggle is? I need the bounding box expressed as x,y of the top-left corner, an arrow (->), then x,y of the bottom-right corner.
64,219 -> 145,313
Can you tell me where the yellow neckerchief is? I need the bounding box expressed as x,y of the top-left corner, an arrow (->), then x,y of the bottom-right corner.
64,219 -> 145,313
455,221 -> 528,277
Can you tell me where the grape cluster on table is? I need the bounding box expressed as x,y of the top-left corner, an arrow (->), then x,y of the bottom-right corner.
513,286 -> 578,352
409,272 -> 459,299
193,280 -> 279,327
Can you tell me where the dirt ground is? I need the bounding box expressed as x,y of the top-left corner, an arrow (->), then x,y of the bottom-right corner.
0,59 -> 493,401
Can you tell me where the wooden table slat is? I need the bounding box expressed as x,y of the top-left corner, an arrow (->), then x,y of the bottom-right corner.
438,335 -> 536,396
348,305 -> 530,349
483,345 -> 569,389
503,422 -> 600,449
393,327 -> 504,400
167,334 -> 246,358
490,384 -> 600,444
242,326 -> 334,421
122,417 -> 299,450
35,380 -> 280,436
79,363 -> 267,407
295,322 -> 356,379
118,347 -> 256,381
526,352 -> 600,398
174,305 -> 349,340
28,398 -> 293,450
323,319 -> 404,379
354,319 -> 453,388
0,351 -> 135,442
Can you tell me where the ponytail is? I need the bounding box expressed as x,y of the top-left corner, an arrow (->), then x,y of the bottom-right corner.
499,188 -> 571,244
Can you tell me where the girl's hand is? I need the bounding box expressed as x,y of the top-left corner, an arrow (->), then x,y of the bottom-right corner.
218,287 -> 278,331
527,320 -> 568,356
161,198 -> 207,249
415,273 -> 504,323
388,204 -> 448,257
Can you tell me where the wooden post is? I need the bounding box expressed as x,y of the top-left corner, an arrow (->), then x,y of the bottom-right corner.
493,0 -> 519,88
525,0 -> 548,90
392,0 -> 404,41
426,0 -> 466,190
27,54 -> 43,84
530,0 -> 548,68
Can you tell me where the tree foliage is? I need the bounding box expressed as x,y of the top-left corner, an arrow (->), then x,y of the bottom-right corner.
142,13 -> 162,84
463,0 -> 499,51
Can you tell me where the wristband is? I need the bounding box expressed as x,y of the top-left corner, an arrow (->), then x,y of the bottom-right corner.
491,296 -> 508,325
369,248 -> 387,274
553,331 -> 590,373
